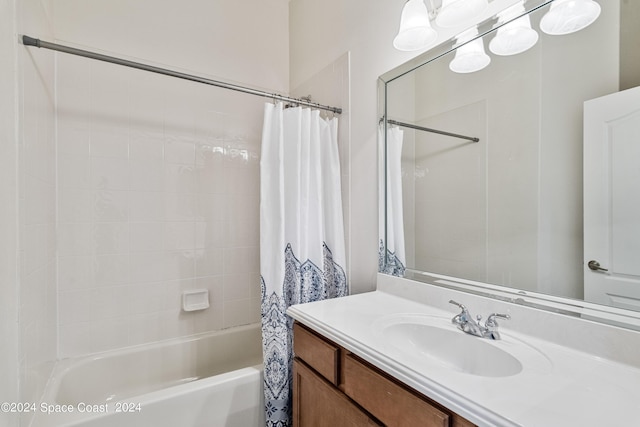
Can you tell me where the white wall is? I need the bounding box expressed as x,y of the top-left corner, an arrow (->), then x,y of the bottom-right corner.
0,0 -> 20,425
621,0 -> 640,90
16,0 -> 58,423
53,0 -> 289,357
53,0 -> 289,94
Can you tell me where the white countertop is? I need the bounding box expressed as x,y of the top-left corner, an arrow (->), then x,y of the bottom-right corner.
287,288 -> 640,427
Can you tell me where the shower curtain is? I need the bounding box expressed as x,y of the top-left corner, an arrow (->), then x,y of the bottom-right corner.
260,102 -> 347,427
378,124 -> 406,276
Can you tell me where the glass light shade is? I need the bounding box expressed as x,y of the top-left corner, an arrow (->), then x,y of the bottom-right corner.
489,3 -> 539,56
393,0 -> 437,51
449,27 -> 491,73
436,0 -> 489,28
540,0 -> 601,35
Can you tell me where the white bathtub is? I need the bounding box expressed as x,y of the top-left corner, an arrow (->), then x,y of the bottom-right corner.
32,324 -> 264,427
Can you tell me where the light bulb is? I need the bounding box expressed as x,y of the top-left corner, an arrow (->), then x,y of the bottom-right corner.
393,0 -> 437,51
540,0 -> 601,35
449,27 -> 491,73
489,2 -> 539,56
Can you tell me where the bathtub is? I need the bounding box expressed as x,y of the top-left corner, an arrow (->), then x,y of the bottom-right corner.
32,323 -> 264,427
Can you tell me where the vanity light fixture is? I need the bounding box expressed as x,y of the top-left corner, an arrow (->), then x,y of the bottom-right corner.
540,0 -> 601,35
449,27 -> 491,73
489,2 -> 539,56
393,0 -> 438,51
436,0 -> 489,28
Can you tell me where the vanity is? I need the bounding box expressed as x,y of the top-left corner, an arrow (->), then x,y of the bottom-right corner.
292,322 -> 474,427
288,274 -> 640,426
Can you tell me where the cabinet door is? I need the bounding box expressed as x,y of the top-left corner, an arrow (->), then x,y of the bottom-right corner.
293,359 -> 381,427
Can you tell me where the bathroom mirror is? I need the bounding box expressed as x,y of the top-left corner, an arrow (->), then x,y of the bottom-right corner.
379,0 -> 640,329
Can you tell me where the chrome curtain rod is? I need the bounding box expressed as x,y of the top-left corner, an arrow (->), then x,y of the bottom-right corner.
21,35 -> 342,115
384,118 -> 479,143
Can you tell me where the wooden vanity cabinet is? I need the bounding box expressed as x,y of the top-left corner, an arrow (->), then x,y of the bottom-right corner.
293,359 -> 382,426
293,322 -> 476,427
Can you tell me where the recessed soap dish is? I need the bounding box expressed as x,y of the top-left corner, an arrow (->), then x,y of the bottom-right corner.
182,289 -> 210,312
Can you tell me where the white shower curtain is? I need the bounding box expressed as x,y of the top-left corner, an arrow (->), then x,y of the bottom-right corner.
378,124 -> 406,276
260,102 -> 347,427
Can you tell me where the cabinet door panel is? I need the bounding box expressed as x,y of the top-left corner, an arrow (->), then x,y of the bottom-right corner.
293,359 -> 381,427
342,354 -> 449,427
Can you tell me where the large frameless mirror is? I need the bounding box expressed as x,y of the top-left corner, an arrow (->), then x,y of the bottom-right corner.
379,0 -> 640,330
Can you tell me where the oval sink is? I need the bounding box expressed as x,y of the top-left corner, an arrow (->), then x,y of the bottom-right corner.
383,322 -> 522,377
374,314 -> 551,378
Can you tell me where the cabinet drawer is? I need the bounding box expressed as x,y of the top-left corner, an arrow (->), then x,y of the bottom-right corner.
342,354 -> 449,427
293,323 -> 339,385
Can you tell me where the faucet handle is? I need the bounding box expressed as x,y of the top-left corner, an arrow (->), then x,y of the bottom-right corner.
449,300 -> 470,326
449,300 -> 466,311
485,313 -> 510,328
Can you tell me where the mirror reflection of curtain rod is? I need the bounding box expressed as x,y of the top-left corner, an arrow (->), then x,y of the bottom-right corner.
382,118 -> 479,142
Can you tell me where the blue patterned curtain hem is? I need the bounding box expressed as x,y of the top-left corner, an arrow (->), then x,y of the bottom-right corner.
261,243 -> 347,427
378,239 -> 406,276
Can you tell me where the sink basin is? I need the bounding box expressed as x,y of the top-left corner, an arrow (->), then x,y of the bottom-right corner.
374,314 -> 551,378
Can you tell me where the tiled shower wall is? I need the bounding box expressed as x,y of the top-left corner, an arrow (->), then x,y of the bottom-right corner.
17,0 -> 57,415
0,1 -> 20,423
56,56 -> 266,357
53,0 -> 289,358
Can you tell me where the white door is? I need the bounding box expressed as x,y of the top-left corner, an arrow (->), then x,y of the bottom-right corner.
584,86 -> 640,312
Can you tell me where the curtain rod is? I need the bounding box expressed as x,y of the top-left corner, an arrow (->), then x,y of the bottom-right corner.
21,35 -> 342,115
383,118 -> 479,143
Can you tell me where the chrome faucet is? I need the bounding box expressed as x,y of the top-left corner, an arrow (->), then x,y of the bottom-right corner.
448,300 -> 510,340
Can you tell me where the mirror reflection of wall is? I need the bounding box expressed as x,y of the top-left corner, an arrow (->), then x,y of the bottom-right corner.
621,0 -> 640,90
386,0 -> 637,302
